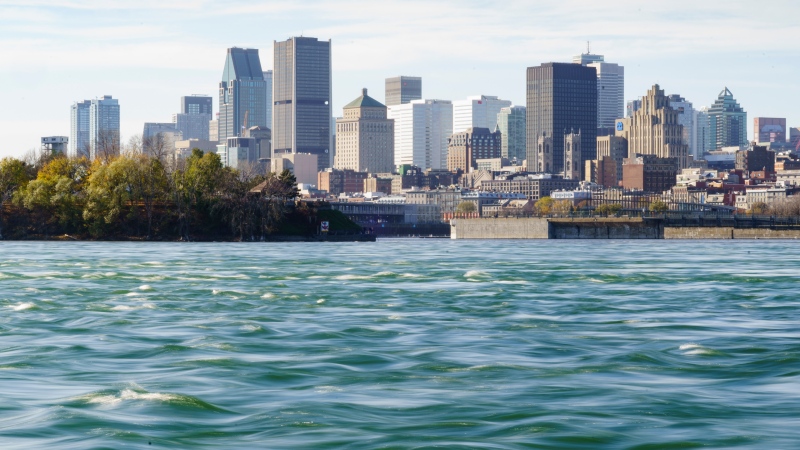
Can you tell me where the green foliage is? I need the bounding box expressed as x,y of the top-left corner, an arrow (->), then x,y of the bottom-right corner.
456,201 -> 477,214
534,196 -> 554,215
648,200 -> 669,213
553,200 -> 573,214
595,203 -> 623,216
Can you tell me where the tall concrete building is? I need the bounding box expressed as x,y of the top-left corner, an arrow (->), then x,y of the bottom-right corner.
526,62 -> 597,176
667,94 -> 695,159
452,95 -> 511,134
626,99 -> 642,118
497,106 -> 526,163
388,99 -> 452,170
89,95 -> 120,160
707,87 -> 747,150
69,100 -> 91,158
574,50 -> 624,129
385,76 -> 422,107
42,136 -> 68,155
273,36 -> 332,171
694,107 -> 710,156
174,95 -> 212,141
615,85 -> 688,169
754,117 -> 786,143
218,48 -> 267,143
263,70 -> 273,132
334,88 -> 394,173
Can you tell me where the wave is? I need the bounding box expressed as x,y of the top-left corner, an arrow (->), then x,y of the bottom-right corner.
8,302 -> 35,311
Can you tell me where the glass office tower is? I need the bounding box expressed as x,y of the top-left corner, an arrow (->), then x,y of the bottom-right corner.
218,48 -> 267,143
273,36 -> 332,171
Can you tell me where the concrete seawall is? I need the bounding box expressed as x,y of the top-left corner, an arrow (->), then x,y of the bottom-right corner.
451,218 -> 800,240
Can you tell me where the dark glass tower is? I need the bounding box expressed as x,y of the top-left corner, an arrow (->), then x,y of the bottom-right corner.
526,63 -> 597,176
385,76 -> 422,107
273,37 -> 332,171
218,48 -> 267,143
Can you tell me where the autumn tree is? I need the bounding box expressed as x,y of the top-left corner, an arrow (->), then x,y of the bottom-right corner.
0,158 -> 30,239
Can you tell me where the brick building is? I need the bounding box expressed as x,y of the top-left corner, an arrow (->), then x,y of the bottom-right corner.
622,154 -> 679,193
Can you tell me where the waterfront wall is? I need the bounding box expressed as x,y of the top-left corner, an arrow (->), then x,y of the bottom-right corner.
451,218 -> 550,239
451,218 -> 800,240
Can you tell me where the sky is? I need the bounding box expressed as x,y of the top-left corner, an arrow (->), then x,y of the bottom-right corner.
0,0 -> 798,158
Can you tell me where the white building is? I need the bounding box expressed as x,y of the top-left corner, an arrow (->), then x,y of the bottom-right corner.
452,95 -> 511,134
89,95 -> 120,160
334,88 -> 394,173
694,107 -> 711,157
575,50 -> 624,130
388,99 -> 453,170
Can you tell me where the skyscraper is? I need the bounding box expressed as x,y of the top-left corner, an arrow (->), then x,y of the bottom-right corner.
388,99 -> 452,170
526,63 -> 597,176
174,95 -> 212,141
626,100 -> 642,118
574,50 -> 624,130
615,85 -> 688,169
385,76 -> 422,107
89,95 -> 120,160
218,48 -> 267,143
69,100 -> 91,158
273,36 -> 332,171
334,88 -> 394,173
694,108 -> 710,156
753,117 -> 786,143
667,94 -> 695,159
496,106 -> 526,162
263,70 -> 273,132
707,87 -> 747,150
452,95 -> 512,134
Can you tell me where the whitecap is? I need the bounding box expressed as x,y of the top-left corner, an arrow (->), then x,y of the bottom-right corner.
111,305 -> 135,311
316,299 -> 325,304
9,302 -> 35,311
335,274 -> 371,280
679,343 -> 714,355
261,293 -> 275,299
212,289 -> 221,295
464,270 -> 489,278
240,324 -> 262,332
138,285 -> 153,291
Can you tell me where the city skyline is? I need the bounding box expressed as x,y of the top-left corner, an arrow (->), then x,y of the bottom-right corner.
1,0 -> 798,158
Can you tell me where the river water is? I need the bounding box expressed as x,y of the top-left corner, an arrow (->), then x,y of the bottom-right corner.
1,240 -> 799,449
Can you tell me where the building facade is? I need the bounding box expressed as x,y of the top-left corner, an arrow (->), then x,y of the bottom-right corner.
526,62 -> 597,177
667,94 -> 695,159
174,95 -> 212,141
388,99 -> 452,170
497,106 -> 526,163
69,100 -> 91,158
89,95 -> 120,160
318,168 -> 369,195
446,127 -> 502,172
754,117 -> 786,144
694,107 -> 710,156
587,61 -> 624,129
615,85 -> 689,169
736,145 -> 776,174
626,99 -> 642,118
263,70 -> 273,132
452,95 -> 511,134
594,135 -> 628,186
334,88 -> 394,173
564,130 -> 582,180
273,37 -> 332,171
41,136 -> 68,155
481,174 -> 581,201
385,76 -> 422,107
218,48 -> 267,144
622,154 -> 679,193
707,87 -> 747,150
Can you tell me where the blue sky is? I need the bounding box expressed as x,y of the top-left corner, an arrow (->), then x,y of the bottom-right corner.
0,0 -> 798,158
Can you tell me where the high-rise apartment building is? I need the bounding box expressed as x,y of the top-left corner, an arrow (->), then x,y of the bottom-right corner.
263,70 -> 273,131
707,87 -> 747,150
526,62 -> 597,176
497,106 -> 526,162
385,76 -> 422,107
452,95 -> 511,133
615,85 -> 688,169
89,95 -> 120,160
753,117 -> 786,143
273,37 -> 332,171
69,100 -> 91,158
667,94 -> 695,159
174,95 -> 212,141
334,88 -> 394,173
574,51 -> 624,129
388,99 -> 453,170
694,108 -> 710,156
218,48 -> 267,143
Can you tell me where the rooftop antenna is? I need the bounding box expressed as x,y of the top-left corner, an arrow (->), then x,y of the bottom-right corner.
587,41 -> 590,54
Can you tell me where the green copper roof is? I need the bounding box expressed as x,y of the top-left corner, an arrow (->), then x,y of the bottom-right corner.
344,88 -> 385,109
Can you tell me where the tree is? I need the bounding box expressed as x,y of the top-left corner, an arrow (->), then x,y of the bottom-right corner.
534,196 -> 554,215
0,158 -> 29,239
649,199 -> 668,213
553,200 -> 573,214
749,201 -> 769,216
456,201 -> 477,214
595,203 -> 622,216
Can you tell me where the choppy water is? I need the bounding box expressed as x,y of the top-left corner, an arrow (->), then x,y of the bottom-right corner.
1,240 -> 799,449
